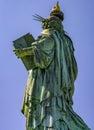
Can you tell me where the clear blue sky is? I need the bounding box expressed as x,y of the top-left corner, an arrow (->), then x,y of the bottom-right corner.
0,0 -> 94,130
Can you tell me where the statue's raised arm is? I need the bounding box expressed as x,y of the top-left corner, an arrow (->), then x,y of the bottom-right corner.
13,1 -> 91,130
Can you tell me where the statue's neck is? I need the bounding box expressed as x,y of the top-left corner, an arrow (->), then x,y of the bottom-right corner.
41,28 -> 64,36
41,29 -> 54,35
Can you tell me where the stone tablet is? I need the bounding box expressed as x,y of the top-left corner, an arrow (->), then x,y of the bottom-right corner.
13,33 -> 35,70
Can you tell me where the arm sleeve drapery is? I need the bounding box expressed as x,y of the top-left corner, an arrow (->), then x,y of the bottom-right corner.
31,35 -> 55,69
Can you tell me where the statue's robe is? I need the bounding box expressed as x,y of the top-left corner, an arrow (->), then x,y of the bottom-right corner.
21,29 -> 90,130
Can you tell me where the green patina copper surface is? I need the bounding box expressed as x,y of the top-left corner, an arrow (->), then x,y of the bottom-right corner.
13,2 -> 91,130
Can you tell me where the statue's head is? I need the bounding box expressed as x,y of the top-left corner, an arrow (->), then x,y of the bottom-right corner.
33,1 -> 64,32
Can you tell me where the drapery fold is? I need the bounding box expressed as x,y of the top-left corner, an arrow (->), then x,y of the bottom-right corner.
21,29 -> 90,130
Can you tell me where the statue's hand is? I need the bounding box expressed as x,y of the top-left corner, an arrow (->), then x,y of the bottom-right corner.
13,49 -> 26,58
13,48 -> 34,58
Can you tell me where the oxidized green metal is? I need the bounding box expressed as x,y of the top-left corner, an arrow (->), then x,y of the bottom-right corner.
13,2 -> 91,130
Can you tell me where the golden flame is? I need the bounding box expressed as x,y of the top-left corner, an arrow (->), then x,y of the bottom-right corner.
52,1 -> 60,13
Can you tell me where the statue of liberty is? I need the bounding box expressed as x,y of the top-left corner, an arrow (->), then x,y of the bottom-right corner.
13,2 -> 90,130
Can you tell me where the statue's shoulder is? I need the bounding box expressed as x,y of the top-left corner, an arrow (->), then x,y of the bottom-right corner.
37,32 -> 54,42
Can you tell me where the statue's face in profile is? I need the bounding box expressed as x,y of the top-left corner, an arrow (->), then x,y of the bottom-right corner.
42,16 -> 63,32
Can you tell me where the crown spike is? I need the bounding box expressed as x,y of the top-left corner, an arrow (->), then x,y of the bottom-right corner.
32,14 -> 45,22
